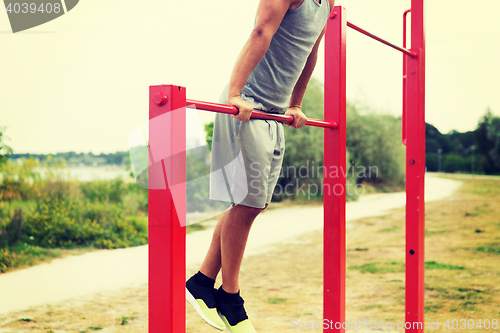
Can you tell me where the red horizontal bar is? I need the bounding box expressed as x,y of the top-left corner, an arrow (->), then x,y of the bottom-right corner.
347,21 -> 416,57
186,99 -> 338,129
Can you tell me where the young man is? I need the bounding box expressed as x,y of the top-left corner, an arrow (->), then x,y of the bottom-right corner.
187,0 -> 335,331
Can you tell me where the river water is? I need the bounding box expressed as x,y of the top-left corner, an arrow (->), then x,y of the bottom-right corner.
35,166 -> 133,182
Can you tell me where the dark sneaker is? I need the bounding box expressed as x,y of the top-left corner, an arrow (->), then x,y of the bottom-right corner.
186,275 -> 225,330
216,287 -> 257,333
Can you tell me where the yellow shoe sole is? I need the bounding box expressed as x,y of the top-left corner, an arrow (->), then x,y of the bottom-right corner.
218,312 -> 257,333
186,287 -> 225,330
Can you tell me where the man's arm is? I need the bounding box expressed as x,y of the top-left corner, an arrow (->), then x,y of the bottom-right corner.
286,0 -> 335,128
228,0 -> 298,122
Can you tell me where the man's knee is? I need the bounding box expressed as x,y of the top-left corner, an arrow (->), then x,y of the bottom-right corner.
244,205 -> 265,218
234,204 -> 265,220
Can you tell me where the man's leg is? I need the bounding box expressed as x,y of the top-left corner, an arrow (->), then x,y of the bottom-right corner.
214,204 -> 264,333
200,204 -> 265,289
220,204 -> 264,293
190,204 -> 263,331
199,207 -> 231,280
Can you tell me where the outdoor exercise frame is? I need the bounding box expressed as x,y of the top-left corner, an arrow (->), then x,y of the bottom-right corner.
148,1 -> 425,332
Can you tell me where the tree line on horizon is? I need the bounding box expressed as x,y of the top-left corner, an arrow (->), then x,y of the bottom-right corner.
8,151 -> 129,167
425,110 -> 500,174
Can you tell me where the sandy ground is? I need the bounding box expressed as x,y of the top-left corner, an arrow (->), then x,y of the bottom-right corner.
0,174 -> 462,315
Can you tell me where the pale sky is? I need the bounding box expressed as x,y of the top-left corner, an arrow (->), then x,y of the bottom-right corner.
1,0 -> 499,154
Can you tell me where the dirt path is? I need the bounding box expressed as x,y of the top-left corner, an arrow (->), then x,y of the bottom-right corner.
0,174 -> 461,315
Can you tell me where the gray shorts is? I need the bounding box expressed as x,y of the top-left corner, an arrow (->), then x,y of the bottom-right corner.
209,86 -> 285,209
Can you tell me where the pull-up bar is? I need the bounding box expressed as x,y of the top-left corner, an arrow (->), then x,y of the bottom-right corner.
153,92 -> 337,129
186,99 -> 338,129
347,20 -> 416,57
154,92 -> 338,129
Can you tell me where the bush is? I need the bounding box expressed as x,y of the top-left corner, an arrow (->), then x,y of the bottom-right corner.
0,157 -> 148,259
347,103 -> 405,190
123,185 -> 148,215
23,197 -> 147,249
273,79 -> 361,202
278,79 -> 325,202
0,158 -> 43,201
472,154 -> 489,174
0,201 -> 34,248
443,153 -> 465,173
42,171 -> 80,202
186,148 -> 227,213
0,248 -> 13,272
426,153 -> 438,172
80,178 -> 126,204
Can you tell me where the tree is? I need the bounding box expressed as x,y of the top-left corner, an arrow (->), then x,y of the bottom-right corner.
486,116 -> 500,169
426,153 -> 438,172
426,123 -> 450,153
275,78 -> 325,201
205,122 -> 214,151
346,103 -> 405,190
0,126 -> 13,166
471,109 -> 500,173
475,109 -> 494,156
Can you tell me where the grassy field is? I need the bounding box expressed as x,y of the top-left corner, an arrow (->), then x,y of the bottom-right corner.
0,177 -> 499,332
0,222 -> 206,274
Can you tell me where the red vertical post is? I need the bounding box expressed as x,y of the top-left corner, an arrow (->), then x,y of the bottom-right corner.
402,9 -> 411,146
405,0 -> 425,332
149,85 -> 186,333
324,6 -> 346,332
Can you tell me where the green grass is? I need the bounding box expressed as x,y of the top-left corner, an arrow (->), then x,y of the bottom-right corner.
475,244 -> 500,254
348,261 -> 404,274
11,246 -> 62,267
425,229 -> 449,236
1,243 -> 65,272
17,318 -> 34,322
186,223 -> 206,234
378,226 -> 400,233
268,298 -> 287,304
425,303 -> 444,313
425,261 -> 465,270
116,316 -> 134,325
349,261 -> 465,274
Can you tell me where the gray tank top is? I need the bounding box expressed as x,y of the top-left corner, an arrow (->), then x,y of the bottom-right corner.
241,0 -> 329,112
